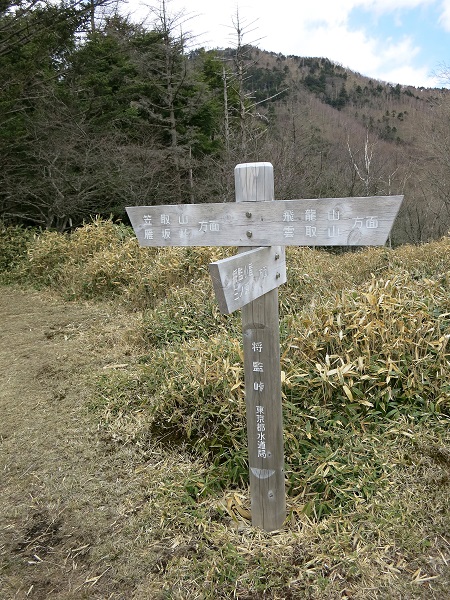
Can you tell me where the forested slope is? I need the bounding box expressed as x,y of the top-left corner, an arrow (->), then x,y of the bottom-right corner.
1,0 -> 450,243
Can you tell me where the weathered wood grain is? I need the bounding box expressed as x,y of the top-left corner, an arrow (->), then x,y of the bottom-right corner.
237,163 -> 286,531
209,246 -> 286,314
126,195 -> 403,247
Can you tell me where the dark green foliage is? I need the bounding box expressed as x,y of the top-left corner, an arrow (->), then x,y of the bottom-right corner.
304,72 -> 327,95
66,27 -> 142,131
390,83 -> 402,98
0,1 -> 88,227
326,82 -> 350,110
0,222 -> 34,279
0,5 -> 228,227
246,65 -> 288,103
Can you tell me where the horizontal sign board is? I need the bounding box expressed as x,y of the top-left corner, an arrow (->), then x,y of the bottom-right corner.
209,247 -> 287,314
126,195 -> 403,247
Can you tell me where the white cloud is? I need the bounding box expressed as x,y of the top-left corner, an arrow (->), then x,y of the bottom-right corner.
282,0 -> 355,26
380,65 -> 439,86
128,0 -> 442,86
253,0 -> 440,86
438,0 -> 450,30
256,11 -> 427,85
286,0 -> 434,25
358,0 -> 434,11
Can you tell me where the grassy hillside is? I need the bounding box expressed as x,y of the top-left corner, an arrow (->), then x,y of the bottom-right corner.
1,220 -> 449,598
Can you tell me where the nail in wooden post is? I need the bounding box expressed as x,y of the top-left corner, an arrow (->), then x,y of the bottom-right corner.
235,162 -> 286,531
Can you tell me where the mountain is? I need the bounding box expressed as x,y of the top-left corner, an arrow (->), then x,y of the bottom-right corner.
221,47 -> 450,244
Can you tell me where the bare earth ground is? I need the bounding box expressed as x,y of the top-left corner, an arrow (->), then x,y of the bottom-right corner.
0,286 -> 155,599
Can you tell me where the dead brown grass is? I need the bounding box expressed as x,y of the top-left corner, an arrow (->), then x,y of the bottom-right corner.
0,282 -> 448,599
0,223 -> 449,599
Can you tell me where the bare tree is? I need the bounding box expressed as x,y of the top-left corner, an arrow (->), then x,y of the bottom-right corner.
135,0 -> 198,202
221,9 -> 287,160
346,130 -> 376,196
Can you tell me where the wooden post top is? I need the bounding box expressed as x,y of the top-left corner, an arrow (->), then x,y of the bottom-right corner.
235,162 -> 274,203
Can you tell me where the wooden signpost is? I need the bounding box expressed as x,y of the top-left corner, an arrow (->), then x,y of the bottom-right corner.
126,162 -> 403,532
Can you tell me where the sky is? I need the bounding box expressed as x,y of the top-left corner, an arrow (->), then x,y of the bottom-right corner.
126,0 -> 450,88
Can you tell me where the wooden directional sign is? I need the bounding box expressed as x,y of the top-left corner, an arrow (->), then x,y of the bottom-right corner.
126,195 -> 403,248
209,246 -> 287,314
126,161 -> 404,533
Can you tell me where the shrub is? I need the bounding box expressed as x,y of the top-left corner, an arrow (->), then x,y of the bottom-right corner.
110,240 -> 449,511
0,222 -> 35,281
283,271 -> 450,418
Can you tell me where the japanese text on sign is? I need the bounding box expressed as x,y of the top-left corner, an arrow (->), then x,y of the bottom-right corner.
281,207 -> 379,240
145,208 -> 379,242
127,195 -> 402,247
143,213 -> 222,242
252,340 -> 268,459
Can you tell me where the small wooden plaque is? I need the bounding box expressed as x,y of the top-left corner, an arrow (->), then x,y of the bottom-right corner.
209,247 -> 286,314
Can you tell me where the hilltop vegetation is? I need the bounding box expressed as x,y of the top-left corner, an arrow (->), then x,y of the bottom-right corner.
2,0 -> 450,244
1,220 -> 449,597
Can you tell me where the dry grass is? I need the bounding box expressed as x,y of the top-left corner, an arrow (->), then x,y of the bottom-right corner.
1,220 -> 449,598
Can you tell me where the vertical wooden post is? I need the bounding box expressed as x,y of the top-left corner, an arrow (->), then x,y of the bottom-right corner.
235,162 -> 286,531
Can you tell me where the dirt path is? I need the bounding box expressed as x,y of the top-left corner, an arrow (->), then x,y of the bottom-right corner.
0,287 -> 149,599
